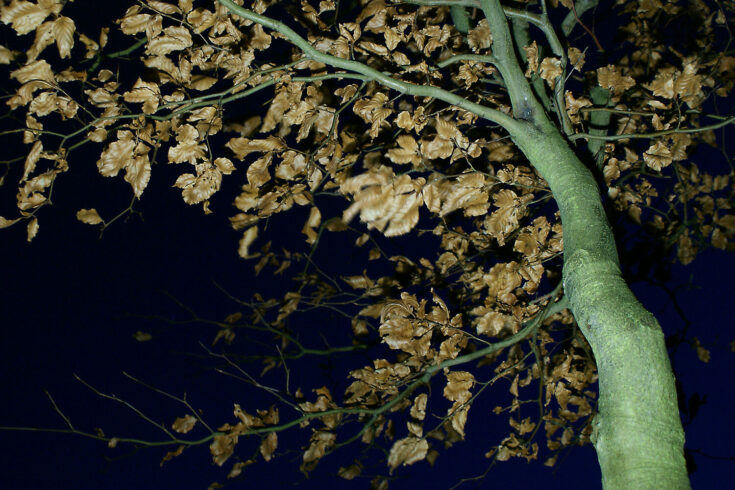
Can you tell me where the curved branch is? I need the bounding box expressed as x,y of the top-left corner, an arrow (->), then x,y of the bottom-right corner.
570,116 -> 735,141
434,53 -> 498,69
217,0 -> 525,134
401,1 -> 563,71
477,0 -> 542,121
398,0 -> 480,6
505,6 -> 564,57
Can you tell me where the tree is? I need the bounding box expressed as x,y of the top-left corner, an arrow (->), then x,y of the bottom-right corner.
1,0 -> 733,488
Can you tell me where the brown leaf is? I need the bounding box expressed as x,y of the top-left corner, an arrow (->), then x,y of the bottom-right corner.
226,136 -> 284,160
172,414 -> 197,433
26,217 -> 38,242
387,437 -> 428,472
338,464 -> 361,480
692,337 -> 710,363
259,432 -> 277,461
250,23 -> 271,50
119,12 -> 152,35
540,58 -> 562,87
238,226 -> 258,258
125,154 -> 151,198
52,16 -> 75,58
226,460 -> 253,479
175,163 -> 222,204
410,393 -> 428,421
147,26 -> 192,55
568,47 -> 585,70
302,206 -> 321,244
675,63 -> 703,107
387,135 -> 420,166
468,19 -> 492,52
1,0 -> 52,35
98,131 -> 134,177
0,216 -> 20,229
22,140 -> 42,182
443,371 -> 474,403
524,41 -> 539,76
302,430 -> 335,465
342,169 -> 424,237
643,141 -> 672,171
247,154 -> 272,188
597,65 -> 635,94
169,125 -> 206,164
123,79 -> 161,114
160,445 -> 185,466
210,434 -> 237,467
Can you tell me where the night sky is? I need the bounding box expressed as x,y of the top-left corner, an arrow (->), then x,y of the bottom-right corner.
0,174 -> 597,489
2,1 -> 735,489
1,149 -> 733,489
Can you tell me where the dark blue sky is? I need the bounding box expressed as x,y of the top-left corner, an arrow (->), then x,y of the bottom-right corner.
0,179 -> 601,489
1,165 -> 733,488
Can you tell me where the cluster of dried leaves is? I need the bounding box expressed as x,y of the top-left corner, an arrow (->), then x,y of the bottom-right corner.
0,0 -> 732,486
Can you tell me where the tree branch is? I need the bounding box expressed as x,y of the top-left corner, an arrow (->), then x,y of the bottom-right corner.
217,0 -> 525,134
570,116 -> 735,141
477,0 -> 543,121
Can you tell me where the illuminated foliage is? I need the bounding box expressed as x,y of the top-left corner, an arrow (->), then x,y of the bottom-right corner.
1,0 -> 733,487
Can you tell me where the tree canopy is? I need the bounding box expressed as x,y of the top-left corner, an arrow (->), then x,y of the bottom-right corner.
1,0 -> 733,488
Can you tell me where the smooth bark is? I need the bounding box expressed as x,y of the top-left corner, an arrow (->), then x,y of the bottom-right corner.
218,0 -> 691,486
509,116 -> 690,489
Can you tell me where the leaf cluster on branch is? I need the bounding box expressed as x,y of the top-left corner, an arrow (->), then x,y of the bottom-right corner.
0,0 -> 733,486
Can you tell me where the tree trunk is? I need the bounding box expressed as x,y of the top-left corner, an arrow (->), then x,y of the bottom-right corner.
215,1 -> 691,486
510,117 -> 690,489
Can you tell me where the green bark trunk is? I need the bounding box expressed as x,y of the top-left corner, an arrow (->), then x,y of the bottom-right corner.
509,117 -> 690,489
217,1 -> 691,485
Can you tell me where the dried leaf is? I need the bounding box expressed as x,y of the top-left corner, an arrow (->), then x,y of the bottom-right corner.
338,464 -> 361,480
22,140 -> 42,182
133,330 -> 152,342
387,437 -> 428,472
259,432 -> 277,461
26,217 -> 38,242
147,26 -> 192,55
597,65 -> 635,94
160,445 -> 185,465
210,434 -> 236,466
172,414 -> 197,433
125,154 -> 151,198
692,337 -> 710,363
119,12 -> 151,35
123,79 -> 161,114
410,393 -> 427,421
539,57 -> 562,87
0,216 -> 20,229
643,141 -> 672,171
1,0 -> 52,35
524,41 -> 539,76
98,131 -> 134,177
169,124 -> 206,164
444,371 -> 474,403
302,206 -> 321,244
238,226 -> 258,258
302,430 -> 335,465
387,135 -> 420,166
52,16 -> 75,58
